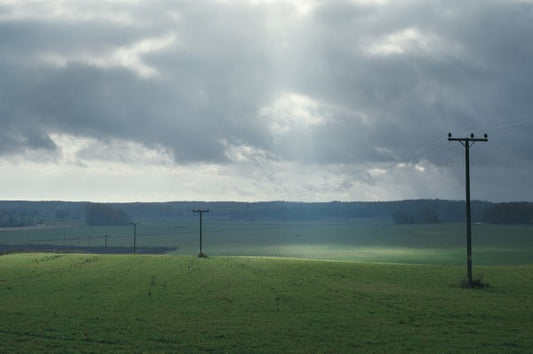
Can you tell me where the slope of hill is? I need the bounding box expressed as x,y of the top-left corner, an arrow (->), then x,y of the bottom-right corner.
1,254 -> 532,352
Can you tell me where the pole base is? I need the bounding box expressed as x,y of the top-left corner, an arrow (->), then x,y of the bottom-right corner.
198,251 -> 208,258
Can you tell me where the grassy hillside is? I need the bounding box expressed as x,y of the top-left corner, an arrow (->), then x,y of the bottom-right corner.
1,254 -> 532,353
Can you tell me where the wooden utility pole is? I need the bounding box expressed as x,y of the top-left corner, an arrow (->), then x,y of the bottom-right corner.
448,133 -> 488,286
193,209 -> 209,258
130,222 -> 139,254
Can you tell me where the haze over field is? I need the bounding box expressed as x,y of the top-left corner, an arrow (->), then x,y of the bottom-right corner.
1,0 -> 532,202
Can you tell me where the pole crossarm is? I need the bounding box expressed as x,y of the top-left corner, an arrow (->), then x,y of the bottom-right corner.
448,133 -> 488,144
448,132 -> 488,286
193,209 -> 210,213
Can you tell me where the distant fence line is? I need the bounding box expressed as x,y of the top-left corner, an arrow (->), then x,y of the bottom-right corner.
0,231 -> 183,248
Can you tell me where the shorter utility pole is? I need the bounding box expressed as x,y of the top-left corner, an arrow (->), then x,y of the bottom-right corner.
193,209 -> 209,258
448,132 -> 488,286
130,222 -> 139,254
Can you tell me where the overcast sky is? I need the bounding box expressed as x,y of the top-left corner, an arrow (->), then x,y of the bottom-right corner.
1,0 -> 532,202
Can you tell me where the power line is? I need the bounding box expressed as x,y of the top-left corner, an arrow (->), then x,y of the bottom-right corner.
399,117 -> 531,165
450,116 -> 533,138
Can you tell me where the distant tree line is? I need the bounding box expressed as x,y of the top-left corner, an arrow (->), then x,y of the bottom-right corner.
392,201 -> 533,225
84,203 -> 131,225
0,208 -> 36,227
483,202 -> 533,224
393,206 -> 440,224
1,200 -> 533,226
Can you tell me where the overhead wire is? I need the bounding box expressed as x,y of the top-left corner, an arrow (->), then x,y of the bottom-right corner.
399,116 -> 533,164
451,116 -> 533,137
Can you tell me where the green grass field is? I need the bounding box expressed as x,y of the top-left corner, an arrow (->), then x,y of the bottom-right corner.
1,254 -> 532,353
2,219 -> 533,265
1,220 -> 532,352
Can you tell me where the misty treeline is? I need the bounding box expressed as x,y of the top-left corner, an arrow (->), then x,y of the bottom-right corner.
483,202 -> 533,224
0,200 -> 532,226
84,203 -> 131,225
0,208 -> 38,227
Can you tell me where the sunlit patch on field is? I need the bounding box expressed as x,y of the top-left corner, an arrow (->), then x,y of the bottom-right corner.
270,244 -> 464,264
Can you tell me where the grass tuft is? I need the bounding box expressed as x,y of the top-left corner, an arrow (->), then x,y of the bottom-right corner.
459,273 -> 490,289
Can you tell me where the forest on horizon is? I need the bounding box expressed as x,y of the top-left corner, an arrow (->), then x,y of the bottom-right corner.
1,199 -> 532,227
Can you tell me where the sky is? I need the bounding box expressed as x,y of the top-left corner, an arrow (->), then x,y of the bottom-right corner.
1,0 -> 532,203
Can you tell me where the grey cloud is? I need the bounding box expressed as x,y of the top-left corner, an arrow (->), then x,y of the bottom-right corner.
291,1 -> 533,164
1,0 -> 532,195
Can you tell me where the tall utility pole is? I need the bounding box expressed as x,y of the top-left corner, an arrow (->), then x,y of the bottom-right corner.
193,209 -> 209,258
448,133 -> 488,286
130,222 -> 139,254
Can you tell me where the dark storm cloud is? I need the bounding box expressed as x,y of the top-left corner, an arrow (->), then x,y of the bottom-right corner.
1,0 -> 532,180
0,1 -> 284,162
